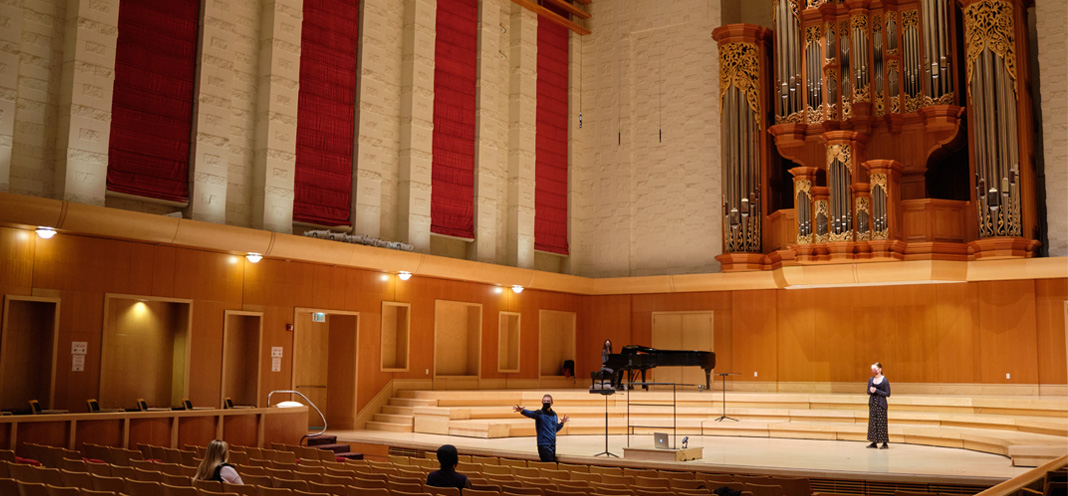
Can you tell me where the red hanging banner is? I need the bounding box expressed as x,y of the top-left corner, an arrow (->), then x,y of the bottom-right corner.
107,0 -> 199,203
535,18 -> 570,255
431,0 -> 479,239
293,0 -> 359,227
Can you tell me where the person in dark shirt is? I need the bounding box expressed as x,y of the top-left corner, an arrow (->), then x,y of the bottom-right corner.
866,361 -> 891,449
426,444 -> 472,490
601,339 -> 623,389
513,394 -> 569,462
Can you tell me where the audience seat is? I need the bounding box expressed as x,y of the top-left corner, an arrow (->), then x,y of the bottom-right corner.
91,474 -> 126,492
258,488 -> 295,496
425,486 -> 461,496
274,478 -> 311,490
47,484 -> 82,496
500,486 -> 542,496
461,489 -> 499,496
162,483 -> 199,496
588,466 -> 623,476
125,479 -> 162,496
19,481 -> 51,496
192,479 -> 224,492
744,482 -> 784,496
569,472 -> 601,483
771,476 -> 811,496
544,489 -> 584,496
222,484 -> 256,496
351,489 -> 389,496
634,475 -> 670,488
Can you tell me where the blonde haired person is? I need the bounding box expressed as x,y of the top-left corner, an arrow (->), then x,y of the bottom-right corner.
194,439 -> 244,483
866,362 -> 891,449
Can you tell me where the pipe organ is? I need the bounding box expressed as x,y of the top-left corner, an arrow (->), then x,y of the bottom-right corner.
713,25 -> 772,263
714,0 -> 1039,271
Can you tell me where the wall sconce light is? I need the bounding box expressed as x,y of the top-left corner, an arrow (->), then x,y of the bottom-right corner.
398,271 -> 412,281
511,285 -> 524,294
494,287 -> 504,294
246,253 -> 263,263
35,227 -> 56,239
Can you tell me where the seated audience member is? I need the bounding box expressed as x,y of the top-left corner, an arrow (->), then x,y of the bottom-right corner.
426,444 -> 472,490
194,439 -> 243,484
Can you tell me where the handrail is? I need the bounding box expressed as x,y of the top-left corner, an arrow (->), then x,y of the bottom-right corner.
974,455 -> 1067,496
267,390 -> 328,443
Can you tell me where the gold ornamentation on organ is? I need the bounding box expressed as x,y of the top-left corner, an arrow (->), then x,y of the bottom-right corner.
713,0 -> 1039,271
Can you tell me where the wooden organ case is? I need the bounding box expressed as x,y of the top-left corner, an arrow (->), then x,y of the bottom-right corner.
713,0 -> 1040,271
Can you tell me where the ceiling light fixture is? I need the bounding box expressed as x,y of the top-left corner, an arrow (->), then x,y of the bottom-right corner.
511,285 -> 524,294
398,271 -> 412,281
246,253 -> 263,263
35,227 -> 56,239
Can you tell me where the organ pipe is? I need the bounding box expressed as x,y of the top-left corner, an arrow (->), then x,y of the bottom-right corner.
714,30 -> 768,253
827,144 -> 853,242
964,0 -> 1022,237
774,0 -> 802,123
754,0 -> 1035,255
921,0 -> 954,105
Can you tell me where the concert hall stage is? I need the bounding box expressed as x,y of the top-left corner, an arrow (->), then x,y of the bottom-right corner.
326,388 -> 1067,484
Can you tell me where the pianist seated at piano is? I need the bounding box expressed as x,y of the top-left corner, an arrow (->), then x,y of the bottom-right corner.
602,345 -> 716,391
600,339 -> 625,390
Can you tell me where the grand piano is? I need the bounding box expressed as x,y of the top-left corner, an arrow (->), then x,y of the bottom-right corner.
603,345 -> 716,390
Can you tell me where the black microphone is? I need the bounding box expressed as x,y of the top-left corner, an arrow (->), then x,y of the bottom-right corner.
681,436 -> 689,448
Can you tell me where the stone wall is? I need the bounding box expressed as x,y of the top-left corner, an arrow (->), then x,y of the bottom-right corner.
570,1 -> 723,277
1034,0 -> 1067,257
0,0 -> 1061,273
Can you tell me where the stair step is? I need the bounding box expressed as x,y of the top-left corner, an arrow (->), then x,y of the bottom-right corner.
374,413 -> 413,424
366,421 -> 414,433
306,435 -> 338,446
390,398 -> 437,407
382,405 -> 415,416
311,443 -> 351,454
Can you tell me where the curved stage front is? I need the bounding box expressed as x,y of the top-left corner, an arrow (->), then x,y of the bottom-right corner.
329,388 -> 1067,482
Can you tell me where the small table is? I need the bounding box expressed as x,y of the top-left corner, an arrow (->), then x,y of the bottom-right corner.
622,446 -> 703,462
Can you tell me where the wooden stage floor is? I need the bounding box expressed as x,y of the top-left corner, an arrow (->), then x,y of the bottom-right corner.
326,429 -> 1033,484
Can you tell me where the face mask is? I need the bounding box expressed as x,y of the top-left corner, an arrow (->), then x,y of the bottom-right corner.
541,402 -> 552,411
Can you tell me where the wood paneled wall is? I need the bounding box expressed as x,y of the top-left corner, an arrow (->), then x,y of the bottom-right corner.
580,281 -> 1068,386
0,226 -> 1064,419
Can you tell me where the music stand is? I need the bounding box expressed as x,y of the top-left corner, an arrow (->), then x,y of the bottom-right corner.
714,372 -> 739,422
591,388 -> 619,457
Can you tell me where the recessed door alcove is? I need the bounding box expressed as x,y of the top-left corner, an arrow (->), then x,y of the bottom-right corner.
222,311 -> 263,407
380,302 -> 411,372
539,310 -> 576,377
100,294 -> 192,409
434,300 -> 482,378
498,312 -> 520,373
0,296 -> 60,411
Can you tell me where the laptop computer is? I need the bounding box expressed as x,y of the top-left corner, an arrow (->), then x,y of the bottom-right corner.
654,432 -> 670,449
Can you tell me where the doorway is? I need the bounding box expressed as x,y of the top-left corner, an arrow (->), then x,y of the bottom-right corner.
292,308 -> 359,430
0,296 -> 60,411
650,311 -> 714,387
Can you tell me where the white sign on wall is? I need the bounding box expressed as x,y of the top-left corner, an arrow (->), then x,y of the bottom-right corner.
271,357 -> 282,372
71,341 -> 87,355
72,355 -> 85,372
271,346 -> 283,358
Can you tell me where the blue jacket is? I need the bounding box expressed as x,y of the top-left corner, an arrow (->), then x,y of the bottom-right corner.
520,408 -> 564,447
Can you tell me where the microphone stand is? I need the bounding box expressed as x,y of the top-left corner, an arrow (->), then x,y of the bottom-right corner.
714,373 -> 739,422
593,389 -> 619,457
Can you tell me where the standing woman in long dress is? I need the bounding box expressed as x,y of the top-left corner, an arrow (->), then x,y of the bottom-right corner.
867,362 -> 891,449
